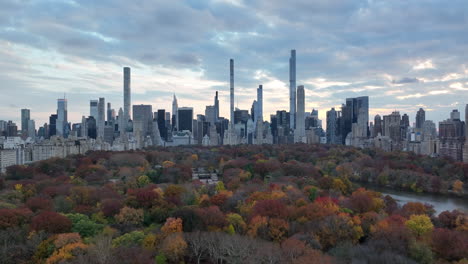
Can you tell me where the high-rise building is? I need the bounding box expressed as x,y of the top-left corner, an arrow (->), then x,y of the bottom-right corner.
133,105 -> 153,136
118,108 -> 125,134
56,98 -> 68,137
257,85 -> 263,123
230,59 -> 234,126
373,114 -> 382,137
90,100 -> 98,118
107,102 -> 114,122
416,108 -> 425,130
439,109 -> 465,161
205,105 -> 216,125
157,109 -> 167,141
214,91 -> 219,121
178,107 -> 194,132
27,119 -> 35,138
21,109 -> 30,133
326,108 -> 341,144
289,49 -> 296,129
86,116 -> 97,139
463,104 -> 468,162
295,85 -> 305,142
123,67 -> 131,122
97,97 -> 105,138
49,114 -> 57,138
341,96 -> 369,143
172,94 -> 178,131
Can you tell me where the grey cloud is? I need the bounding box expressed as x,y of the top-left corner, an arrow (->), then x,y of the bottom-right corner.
392,77 -> 420,84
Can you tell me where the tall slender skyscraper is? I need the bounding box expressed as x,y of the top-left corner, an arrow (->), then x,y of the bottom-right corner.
21,109 -> 30,133
289,50 -> 296,129
97,97 -> 105,138
295,85 -> 305,142
123,67 -> 131,122
230,59 -> 234,126
56,98 -> 68,137
214,91 -> 219,121
172,94 -> 178,131
257,85 -> 263,122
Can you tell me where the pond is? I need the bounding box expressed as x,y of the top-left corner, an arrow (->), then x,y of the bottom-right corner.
364,186 -> 468,215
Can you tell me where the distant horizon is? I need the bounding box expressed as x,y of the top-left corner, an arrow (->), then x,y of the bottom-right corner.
1,0 -> 467,129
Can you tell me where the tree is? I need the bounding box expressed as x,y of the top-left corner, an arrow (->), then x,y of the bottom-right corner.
66,213 -> 104,238
0,208 -> 33,229
453,180 -> 464,194
161,217 -> 183,236
405,214 -> 434,237
115,206 -> 143,226
252,199 -> 287,219
31,211 -> 72,233
101,199 -> 123,217
26,196 -> 53,212
112,231 -> 145,247
160,234 -> 187,263
432,228 -> 468,261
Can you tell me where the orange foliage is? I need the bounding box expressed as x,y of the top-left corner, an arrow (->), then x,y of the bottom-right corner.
161,217 -> 183,236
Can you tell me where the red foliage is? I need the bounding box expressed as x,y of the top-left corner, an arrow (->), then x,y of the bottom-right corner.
432,228 -> 468,260
101,199 -> 124,217
437,210 -> 465,229
196,206 -> 227,229
135,188 -> 160,208
30,211 -> 72,233
26,196 -> 52,212
210,193 -> 228,207
0,208 -> 33,229
252,199 -> 287,219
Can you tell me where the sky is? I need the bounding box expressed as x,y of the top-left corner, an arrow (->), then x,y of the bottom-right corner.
1,0 -> 468,129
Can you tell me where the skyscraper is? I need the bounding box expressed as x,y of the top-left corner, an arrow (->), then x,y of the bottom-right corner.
21,109 -> 30,133
133,105 -> 153,136
178,107 -> 194,132
97,97 -> 105,138
295,85 -> 305,142
326,108 -> 341,144
289,49 -> 296,129
56,98 -> 68,137
374,114 -> 382,136
157,109 -> 167,141
90,100 -> 98,118
257,85 -> 263,123
49,114 -> 57,138
341,96 -> 369,143
172,94 -> 178,131
214,91 -> 219,121
123,67 -> 131,122
416,108 -> 425,129
230,59 -> 234,126
107,102 -> 113,122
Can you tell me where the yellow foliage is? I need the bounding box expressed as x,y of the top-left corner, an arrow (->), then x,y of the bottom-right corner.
405,214 -> 434,237
162,160 -> 175,168
453,180 -> 464,194
14,184 -> 23,192
46,242 -> 88,264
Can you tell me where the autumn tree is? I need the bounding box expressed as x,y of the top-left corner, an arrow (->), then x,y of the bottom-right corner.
31,211 -> 72,233
405,214 -> 434,237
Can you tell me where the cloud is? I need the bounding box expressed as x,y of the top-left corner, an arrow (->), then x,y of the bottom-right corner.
392,77 -> 420,84
0,0 -> 467,127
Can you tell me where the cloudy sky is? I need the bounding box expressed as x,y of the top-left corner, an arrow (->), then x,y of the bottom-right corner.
1,0 -> 468,128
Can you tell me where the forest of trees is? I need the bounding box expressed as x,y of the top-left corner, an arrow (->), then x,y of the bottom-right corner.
0,144 -> 466,263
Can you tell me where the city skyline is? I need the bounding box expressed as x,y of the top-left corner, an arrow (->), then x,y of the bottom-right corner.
1,0 -> 468,127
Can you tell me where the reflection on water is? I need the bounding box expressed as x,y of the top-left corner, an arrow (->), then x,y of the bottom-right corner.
366,186 -> 468,215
